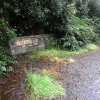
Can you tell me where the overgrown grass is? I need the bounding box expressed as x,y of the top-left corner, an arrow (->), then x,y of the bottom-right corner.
28,43 -> 98,59
84,43 -> 98,50
26,70 -> 64,99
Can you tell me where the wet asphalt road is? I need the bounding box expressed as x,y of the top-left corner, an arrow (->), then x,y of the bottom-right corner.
59,50 -> 100,100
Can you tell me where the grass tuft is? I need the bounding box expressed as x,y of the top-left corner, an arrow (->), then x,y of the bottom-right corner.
84,43 -> 98,50
26,70 -> 64,99
28,44 -> 98,59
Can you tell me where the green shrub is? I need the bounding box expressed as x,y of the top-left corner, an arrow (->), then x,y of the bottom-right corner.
0,47 -> 16,63
0,59 -> 13,75
26,70 -> 64,99
0,61 -> 7,74
69,17 -> 97,42
45,40 -> 60,50
0,18 -> 16,74
0,18 -> 16,47
61,4 -> 98,50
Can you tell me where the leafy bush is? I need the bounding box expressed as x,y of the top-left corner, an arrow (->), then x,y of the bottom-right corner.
26,70 -> 64,99
0,18 -> 16,74
61,4 -> 98,50
0,61 -> 7,74
0,47 -> 15,64
0,18 -> 16,47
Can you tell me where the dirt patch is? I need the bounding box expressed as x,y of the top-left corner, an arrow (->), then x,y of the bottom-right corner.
0,55 -> 67,100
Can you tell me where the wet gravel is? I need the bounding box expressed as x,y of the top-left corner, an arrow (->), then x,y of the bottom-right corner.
59,50 -> 100,100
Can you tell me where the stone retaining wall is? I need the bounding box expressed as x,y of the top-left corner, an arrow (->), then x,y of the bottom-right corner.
9,34 -> 53,55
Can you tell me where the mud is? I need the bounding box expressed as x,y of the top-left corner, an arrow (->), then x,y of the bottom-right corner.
1,49 -> 100,100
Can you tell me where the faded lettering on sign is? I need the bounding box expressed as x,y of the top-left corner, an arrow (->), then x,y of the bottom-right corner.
16,39 -> 32,46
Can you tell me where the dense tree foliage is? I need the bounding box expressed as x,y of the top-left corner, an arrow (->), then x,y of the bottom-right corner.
0,0 -> 100,47
88,0 -> 100,17
1,0 -> 100,35
1,0 -> 68,36
0,0 -> 100,48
